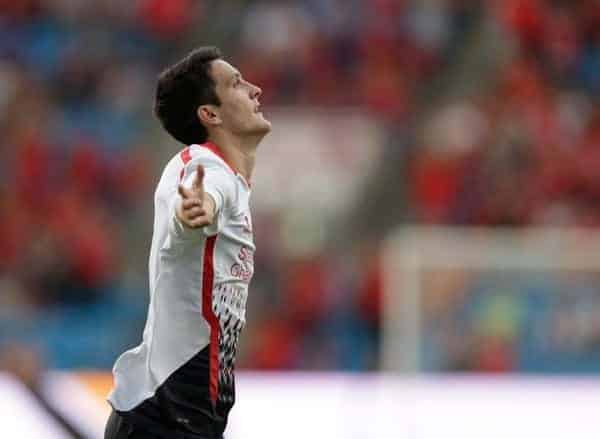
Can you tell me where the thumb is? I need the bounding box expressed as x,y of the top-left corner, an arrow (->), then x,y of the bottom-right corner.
192,165 -> 205,194
178,184 -> 194,199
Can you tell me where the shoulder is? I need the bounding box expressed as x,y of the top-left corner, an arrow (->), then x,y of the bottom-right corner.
169,144 -> 235,187
186,144 -> 239,204
186,144 -> 234,174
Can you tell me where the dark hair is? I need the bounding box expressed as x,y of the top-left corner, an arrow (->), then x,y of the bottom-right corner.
154,46 -> 222,145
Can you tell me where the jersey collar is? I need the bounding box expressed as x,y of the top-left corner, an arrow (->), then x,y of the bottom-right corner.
198,141 -> 251,189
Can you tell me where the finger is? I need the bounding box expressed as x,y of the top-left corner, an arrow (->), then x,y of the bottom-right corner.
186,206 -> 206,218
182,198 -> 203,209
178,184 -> 194,200
192,165 -> 205,193
189,216 -> 211,228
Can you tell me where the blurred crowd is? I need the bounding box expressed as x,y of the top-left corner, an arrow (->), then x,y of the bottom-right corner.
0,0 -> 173,367
0,0 -> 598,373
409,0 -> 600,226
236,0 -> 474,119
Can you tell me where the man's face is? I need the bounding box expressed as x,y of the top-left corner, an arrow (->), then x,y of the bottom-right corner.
209,59 -> 271,138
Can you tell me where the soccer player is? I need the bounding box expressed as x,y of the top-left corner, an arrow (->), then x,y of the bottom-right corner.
104,46 -> 270,439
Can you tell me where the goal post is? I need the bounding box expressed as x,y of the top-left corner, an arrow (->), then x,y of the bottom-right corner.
381,227 -> 600,373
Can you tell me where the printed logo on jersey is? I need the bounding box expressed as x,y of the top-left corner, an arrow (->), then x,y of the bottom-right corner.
230,245 -> 254,282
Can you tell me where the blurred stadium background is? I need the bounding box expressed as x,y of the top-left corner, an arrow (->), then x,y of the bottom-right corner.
1,0 -> 600,437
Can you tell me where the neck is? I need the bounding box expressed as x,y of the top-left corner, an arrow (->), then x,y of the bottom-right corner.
207,130 -> 264,182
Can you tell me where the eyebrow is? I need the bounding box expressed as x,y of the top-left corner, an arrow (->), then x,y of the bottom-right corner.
231,72 -> 241,84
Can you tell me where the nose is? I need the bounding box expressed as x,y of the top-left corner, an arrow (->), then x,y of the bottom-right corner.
251,83 -> 262,99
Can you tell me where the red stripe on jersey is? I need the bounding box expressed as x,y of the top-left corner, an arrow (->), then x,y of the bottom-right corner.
179,147 -> 191,182
180,147 -> 192,164
202,235 -> 220,404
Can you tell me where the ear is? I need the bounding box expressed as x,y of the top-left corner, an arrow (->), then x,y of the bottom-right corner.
197,105 -> 221,127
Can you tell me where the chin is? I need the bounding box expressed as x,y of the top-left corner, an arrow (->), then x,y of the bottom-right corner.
260,119 -> 272,133
252,118 -> 272,135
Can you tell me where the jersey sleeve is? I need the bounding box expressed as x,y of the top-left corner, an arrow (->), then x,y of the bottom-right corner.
169,158 -> 236,241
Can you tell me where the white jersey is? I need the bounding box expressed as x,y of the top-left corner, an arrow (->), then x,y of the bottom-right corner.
108,142 -> 254,437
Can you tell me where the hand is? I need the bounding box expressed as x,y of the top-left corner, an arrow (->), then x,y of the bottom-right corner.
176,165 -> 215,228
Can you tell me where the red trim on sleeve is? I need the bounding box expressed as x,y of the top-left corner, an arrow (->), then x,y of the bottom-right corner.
202,235 -> 220,405
179,147 -> 191,182
180,147 -> 192,164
